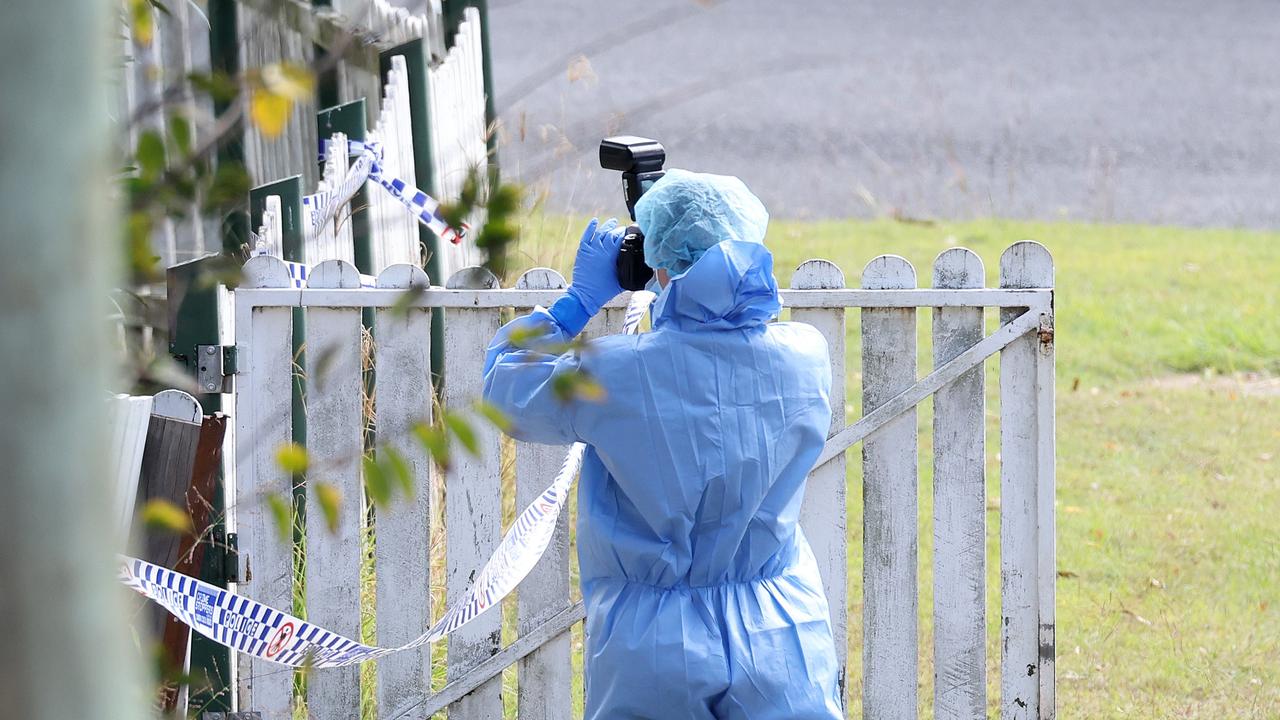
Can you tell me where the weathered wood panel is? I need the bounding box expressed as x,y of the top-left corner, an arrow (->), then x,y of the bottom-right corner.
304,260 -> 366,720
791,259 -> 849,704
931,248 -> 987,720
163,413 -> 229,714
134,390 -> 203,714
861,255 -> 919,720
998,241 -> 1056,720
373,264 -> 434,719
234,256 -> 297,719
443,266 -> 504,719
512,268 -> 573,720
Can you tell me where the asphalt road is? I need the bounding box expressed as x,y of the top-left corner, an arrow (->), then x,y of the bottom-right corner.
486,0 -> 1280,227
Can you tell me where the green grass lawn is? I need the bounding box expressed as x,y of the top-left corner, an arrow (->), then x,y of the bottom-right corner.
510,216 -> 1280,718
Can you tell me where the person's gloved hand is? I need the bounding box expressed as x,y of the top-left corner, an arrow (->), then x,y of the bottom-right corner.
547,218 -> 625,336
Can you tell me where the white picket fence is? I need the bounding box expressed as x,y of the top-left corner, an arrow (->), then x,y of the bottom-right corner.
251,7 -> 488,278
227,242 -> 1056,719
120,0 -> 488,272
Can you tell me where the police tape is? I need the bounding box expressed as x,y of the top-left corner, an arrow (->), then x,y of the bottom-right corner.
312,139 -> 468,246
121,290 -> 655,669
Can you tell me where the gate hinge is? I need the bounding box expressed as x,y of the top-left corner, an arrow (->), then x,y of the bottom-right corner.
196,345 -> 237,394
224,532 -> 247,584
1037,312 -> 1054,344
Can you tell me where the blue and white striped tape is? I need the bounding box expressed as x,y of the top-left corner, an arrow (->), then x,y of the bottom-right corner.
316,139 -> 468,246
122,290 -> 655,669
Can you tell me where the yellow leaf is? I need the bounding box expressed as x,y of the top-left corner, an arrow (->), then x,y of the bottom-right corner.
261,62 -> 315,100
250,90 -> 292,138
140,499 -> 191,535
276,442 -> 309,474
315,482 -> 342,534
129,0 -> 155,47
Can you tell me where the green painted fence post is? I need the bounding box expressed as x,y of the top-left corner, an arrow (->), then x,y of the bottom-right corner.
381,40 -> 446,381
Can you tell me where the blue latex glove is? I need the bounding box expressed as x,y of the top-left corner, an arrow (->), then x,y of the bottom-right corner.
547,217 -> 625,336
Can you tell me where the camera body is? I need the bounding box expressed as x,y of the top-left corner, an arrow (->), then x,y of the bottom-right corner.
599,136 -> 665,291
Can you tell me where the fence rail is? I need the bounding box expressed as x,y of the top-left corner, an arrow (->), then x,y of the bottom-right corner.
229,241 -> 1056,719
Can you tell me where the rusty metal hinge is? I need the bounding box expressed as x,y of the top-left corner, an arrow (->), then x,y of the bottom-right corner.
1037,313 -> 1055,344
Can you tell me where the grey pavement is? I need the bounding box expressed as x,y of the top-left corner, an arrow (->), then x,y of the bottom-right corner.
486,0 -> 1280,227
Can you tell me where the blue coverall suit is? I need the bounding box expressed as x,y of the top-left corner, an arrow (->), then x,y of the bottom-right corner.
483,238 -> 843,719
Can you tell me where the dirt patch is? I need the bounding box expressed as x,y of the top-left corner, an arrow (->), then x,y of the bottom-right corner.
1145,373 -> 1280,397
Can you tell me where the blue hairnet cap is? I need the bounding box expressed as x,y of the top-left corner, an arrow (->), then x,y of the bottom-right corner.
635,169 -> 769,274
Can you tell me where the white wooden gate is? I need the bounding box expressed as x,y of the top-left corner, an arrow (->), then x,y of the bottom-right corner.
229,242 -> 1055,719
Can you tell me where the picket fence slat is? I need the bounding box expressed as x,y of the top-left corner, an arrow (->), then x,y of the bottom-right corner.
791,259 -> 850,703
304,260 -> 366,720
512,268 -> 574,720
998,241 -> 1056,720
107,394 -> 155,537
373,264 -> 434,718
234,256 -> 297,719
442,266 -> 505,719
861,255 -> 919,720
931,248 -> 987,720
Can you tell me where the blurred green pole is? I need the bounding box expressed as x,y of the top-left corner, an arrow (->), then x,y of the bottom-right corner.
0,1 -> 144,719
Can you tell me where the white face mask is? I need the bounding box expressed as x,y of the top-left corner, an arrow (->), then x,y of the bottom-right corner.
644,274 -> 664,293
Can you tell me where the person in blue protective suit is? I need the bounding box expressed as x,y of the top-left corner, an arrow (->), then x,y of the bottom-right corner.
483,169 -> 843,719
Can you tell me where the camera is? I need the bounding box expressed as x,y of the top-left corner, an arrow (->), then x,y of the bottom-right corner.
599,136 -> 666,291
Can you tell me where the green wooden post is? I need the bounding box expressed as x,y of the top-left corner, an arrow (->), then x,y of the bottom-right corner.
381,40 -> 445,381
168,2 -> 247,711
163,255 -> 233,715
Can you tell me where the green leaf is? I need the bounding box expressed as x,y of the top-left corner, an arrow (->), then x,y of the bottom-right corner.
188,71 -> 238,104
128,0 -> 155,46
389,282 -> 427,317
314,482 -> 342,534
458,168 -> 480,209
444,411 -> 479,456
207,162 -> 251,208
553,369 -> 606,403
140,499 -> 191,535
136,130 -> 166,181
266,492 -> 292,543
486,182 -> 522,218
127,211 -> 160,282
436,201 -> 468,232
276,442 -> 308,474
363,455 -> 391,509
381,445 -> 414,499
411,421 -> 451,471
168,114 -> 192,157
473,401 -> 512,433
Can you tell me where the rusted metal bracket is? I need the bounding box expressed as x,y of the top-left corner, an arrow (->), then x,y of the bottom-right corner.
1037,312 -> 1055,345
